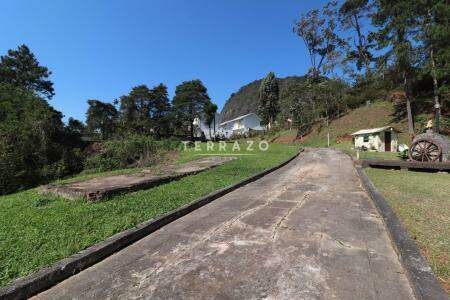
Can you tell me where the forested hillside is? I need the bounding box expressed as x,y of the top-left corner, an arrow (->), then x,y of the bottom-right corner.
225,0 -> 449,137
220,76 -> 306,122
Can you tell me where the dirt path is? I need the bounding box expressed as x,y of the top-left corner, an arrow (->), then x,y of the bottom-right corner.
34,148 -> 414,299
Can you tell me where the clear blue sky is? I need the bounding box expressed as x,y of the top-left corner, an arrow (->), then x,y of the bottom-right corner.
1,0 -> 329,122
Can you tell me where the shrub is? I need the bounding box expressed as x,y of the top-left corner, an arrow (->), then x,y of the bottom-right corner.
84,135 -> 179,172
0,84 -> 85,195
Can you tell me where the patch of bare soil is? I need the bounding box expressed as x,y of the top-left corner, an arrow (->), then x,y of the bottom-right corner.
82,142 -> 105,156
127,149 -> 179,169
159,150 -> 179,166
335,134 -> 353,144
271,134 -> 298,144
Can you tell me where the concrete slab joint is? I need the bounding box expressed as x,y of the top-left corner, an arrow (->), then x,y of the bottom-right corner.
0,151 -> 301,300
4,148 -> 447,299
30,149 -> 416,299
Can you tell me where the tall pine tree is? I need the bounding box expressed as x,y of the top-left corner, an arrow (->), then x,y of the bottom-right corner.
149,83 -> 172,137
258,72 -> 280,130
203,102 -> 218,140
417,0 -> 450,131
338,0 -> 373,77
86,99 -> 118,139
371,0 -> 420,134
0,45 -> 54,99
173,80 -> 211,140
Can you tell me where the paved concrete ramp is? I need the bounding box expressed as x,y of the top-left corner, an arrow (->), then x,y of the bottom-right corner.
34,149 -> 414,299
41,156 -> 236,201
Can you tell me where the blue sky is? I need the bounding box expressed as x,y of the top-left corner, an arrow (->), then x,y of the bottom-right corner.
1,0 -> 330,122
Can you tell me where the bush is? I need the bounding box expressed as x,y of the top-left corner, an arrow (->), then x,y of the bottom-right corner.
84,135 -> 179,172
0,84 -> 85,195
41,148 -> 84,179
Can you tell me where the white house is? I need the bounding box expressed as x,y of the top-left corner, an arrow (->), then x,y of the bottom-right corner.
351,126 -> 399,152
218,113 -> 266,138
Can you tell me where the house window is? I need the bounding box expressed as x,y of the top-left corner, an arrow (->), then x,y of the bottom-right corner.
363,135 -> 369,142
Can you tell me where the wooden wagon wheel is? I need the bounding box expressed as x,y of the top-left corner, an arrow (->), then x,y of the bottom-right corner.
409,139 -> 442,162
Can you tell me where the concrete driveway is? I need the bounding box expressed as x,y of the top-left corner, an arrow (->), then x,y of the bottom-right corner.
34,148 -> 414,299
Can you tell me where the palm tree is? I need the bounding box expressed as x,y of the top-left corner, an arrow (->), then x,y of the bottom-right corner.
203,102 -> 218,140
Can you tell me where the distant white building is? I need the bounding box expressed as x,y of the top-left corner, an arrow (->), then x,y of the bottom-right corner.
218,113 -> 266,138
351,126 -> 399,152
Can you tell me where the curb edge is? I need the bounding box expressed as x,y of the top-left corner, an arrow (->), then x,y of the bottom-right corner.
356,166 -> 448,300
0,149 -> 303,300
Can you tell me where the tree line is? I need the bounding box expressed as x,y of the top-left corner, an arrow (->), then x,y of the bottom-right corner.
85,79 -> 217,141
258,0 -> 449,136
0,45 -> 85,194
1,0 -> 448,193
0,45 -> 218,194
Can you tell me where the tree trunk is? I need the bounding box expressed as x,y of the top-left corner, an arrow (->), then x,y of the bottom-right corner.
430,47 -> 441,132
404,73 -> 414,134
406,96 -> 414,134
190,119 -> 194,141
353,14 -> 371,77
213,116 -> 216,140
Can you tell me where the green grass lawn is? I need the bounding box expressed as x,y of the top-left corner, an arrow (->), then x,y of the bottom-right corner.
333,141 -> 404,160
0,142 -> 299,287
366,168 -> 450,292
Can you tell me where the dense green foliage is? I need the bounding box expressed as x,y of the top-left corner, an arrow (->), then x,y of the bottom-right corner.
283,78 -> 349,136
221,76 -> 308,122
84,136 -> 178,172
258,72 -> 280,129
203,102 -> 218,138
117,84 -> 172,137
0,45 -> 218,194
172,79 -> 212,140
282,0 -> 449,136
0,47 -> 84,195
0,142 -> 299,287
0,45 -> 54,99
370,0 -> 419,133
86,99 -> 118,140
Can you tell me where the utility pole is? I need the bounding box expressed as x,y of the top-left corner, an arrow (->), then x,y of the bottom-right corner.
326,117 -> 330,147
435,103 -> 441,133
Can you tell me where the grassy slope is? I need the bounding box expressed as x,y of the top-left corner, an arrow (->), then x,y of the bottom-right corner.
299,101 -> 412,160
302,101 -> 411,145
366,168 -> 450,292
0,143 -> 299,287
